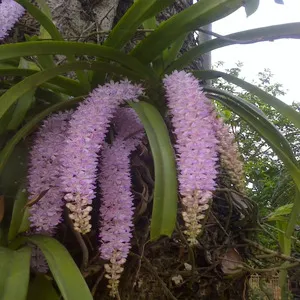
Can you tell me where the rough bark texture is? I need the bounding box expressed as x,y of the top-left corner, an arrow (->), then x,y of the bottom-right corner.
45,0 -> 120,40
39,0 -> 203,70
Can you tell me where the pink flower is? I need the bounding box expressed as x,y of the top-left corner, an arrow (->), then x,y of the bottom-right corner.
98,108 -> 144,296
215,118 -> 245,192
27,111 -> 72,273
60,81 -> 143,234
28,111 -> 72,233
163,71 -> 218,244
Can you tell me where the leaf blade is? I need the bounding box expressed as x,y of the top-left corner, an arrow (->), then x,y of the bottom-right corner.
131,102 -> 178,240
167,22 -> 300,72
194,70 -> 300,130
0,60 -> 150,120
8,184 -> 29,241
131,0 -> 243,63
0,96 -> 84,173
0,247 -> 31,300
26,235 -> 93,300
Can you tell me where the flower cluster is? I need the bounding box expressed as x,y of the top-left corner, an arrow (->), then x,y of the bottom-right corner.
215,118 -> 245,192
0,0 -> 25,41
99,108 -> 144,296
27,111 -> 72,273
60,81 -> 143,234
27,111 -> 72,234
163,71 -> 218,245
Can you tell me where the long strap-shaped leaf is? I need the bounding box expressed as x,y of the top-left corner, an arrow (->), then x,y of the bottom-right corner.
15,0 -> 90,89
0,68 -> 86,96
8,184 -> 28,242
26,235 -> 93,300
0,41 -> 156,80
130,102 -> 178,240
0,61 -> 146,120
167,22 -> 300,72
105,0 -> 174,49
92,0 -> 171,86
194,70 -> 300,130
15,0 -> 60,39
0,247 -> 31,300
27,275 -> 60,300
131,0 -> 243,63
0,96 -> 84,173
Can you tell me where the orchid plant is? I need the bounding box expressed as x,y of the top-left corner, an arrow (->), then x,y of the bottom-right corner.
0,0 -> 299,299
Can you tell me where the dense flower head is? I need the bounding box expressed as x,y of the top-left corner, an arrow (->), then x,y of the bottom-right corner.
27,111 -> 72,234
163,70 -> 218,244
99,139 -> 134,261
99,108 -> 144,296
215,117 -> 245,192
0,0 -> 25,41
113,107 -> 144,149
61,81 -> 143,234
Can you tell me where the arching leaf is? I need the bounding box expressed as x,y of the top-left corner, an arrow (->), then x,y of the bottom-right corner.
167,22 -> 300,73
131,0 -> 243,63
130,102 -> 178,240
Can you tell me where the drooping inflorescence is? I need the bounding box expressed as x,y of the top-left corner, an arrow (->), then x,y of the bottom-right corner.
28,111 -> 72,234
27,111 -> 72,272
215,118 -> 245,192
98,108 -> 144,297
0,0 -> 25,40
60,81 -> 143,234
163,70 -> 219,245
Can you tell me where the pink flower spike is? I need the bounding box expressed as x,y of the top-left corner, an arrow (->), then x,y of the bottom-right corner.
28,111 -> 72,234
215,118 -> 245,192
163,70 -> 218,245
99,108 -> 144,296
61,81 -> 143,234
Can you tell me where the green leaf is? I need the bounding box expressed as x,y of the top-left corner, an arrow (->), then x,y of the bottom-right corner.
18,57 -> 40,71
166,22 -> 300,73
35,0 -> 56,69
0,246 -> 31,300
130,102 -> 178,240
0,60 -> 150,120
0,96 -> 84,173
0,68 -> 86,96
131,0 -> 243,63
7,89 -> 36,130
266,204 -> 293,222
105,0 -> 174,49
26,235 -> 93,300
27,275 -> 59,300
285,189 -> 300,239
15,0 -> 61,40
92,0 -> 170,86
163,34 -> 186,69
244,0 -> 260,17
8,184 -> 29,242
193,70 -> 300,130
0,41 -> 156,80
15,0 -> 89,89
35,0 -> 53,40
